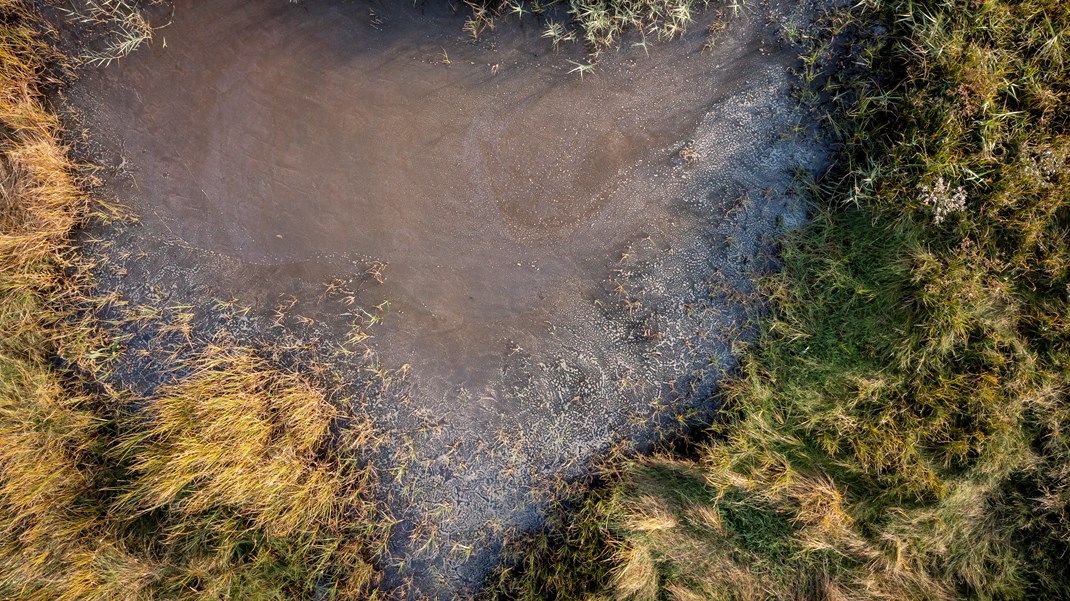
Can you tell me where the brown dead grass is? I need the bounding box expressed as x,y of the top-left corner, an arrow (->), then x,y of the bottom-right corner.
0,2 -> 388,598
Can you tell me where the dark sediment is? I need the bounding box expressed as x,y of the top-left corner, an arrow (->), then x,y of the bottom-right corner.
56,0 -> 826,596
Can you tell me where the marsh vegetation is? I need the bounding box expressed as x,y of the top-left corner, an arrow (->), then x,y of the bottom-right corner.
2,0 -> 1068,599
489,0 -> 1070,598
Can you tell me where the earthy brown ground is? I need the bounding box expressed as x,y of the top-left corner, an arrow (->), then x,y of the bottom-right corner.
55,0 -> 825,596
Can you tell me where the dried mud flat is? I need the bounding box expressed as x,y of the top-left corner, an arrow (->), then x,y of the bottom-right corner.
55,0 -> 825,596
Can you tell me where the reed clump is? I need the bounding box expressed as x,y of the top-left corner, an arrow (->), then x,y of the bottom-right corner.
489,0 -> 1070,598
465,0 -> 705,49
0,1 -> 386,598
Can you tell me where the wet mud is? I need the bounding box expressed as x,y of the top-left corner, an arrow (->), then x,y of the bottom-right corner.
60,0 -> 825,596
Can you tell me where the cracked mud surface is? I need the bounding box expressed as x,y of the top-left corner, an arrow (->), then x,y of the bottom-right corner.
57,0 -> 826,596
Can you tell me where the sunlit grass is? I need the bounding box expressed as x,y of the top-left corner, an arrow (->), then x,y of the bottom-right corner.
59,0 -> 156,67
0,2 -> 387,598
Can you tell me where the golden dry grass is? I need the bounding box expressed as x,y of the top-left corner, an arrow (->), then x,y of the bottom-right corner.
0,2 -> 388,598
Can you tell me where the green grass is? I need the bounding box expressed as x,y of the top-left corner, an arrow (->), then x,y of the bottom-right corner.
487,0 -> 1070,598
0,2 -> 388,598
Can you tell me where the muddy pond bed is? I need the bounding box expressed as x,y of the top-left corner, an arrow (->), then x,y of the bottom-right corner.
57,0 -> 824,596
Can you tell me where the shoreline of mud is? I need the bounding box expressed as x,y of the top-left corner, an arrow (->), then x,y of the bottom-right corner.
48,0 -> 829,596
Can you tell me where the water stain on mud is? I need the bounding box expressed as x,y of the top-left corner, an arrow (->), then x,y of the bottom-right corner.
79,0 -> 735,387
63,0 -> 823,596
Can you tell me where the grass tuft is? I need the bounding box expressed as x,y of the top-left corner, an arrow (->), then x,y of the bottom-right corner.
468,0 -> 706,50
0,2 -> 387,598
